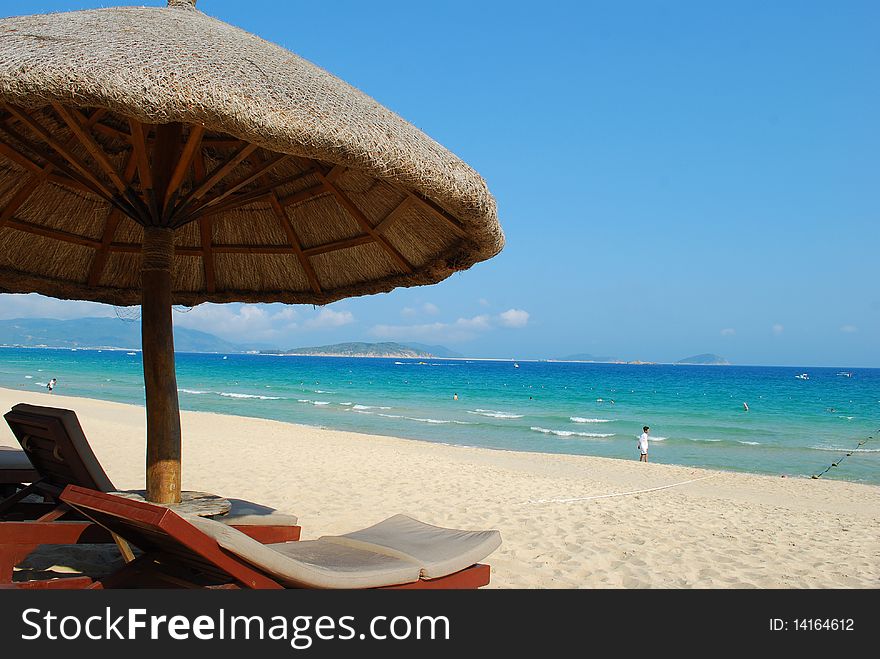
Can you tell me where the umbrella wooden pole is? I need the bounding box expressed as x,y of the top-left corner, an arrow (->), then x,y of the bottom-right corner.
142,227 -> 181,504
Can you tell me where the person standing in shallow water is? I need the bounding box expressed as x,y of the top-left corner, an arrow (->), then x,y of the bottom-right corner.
638,426 -> 649,462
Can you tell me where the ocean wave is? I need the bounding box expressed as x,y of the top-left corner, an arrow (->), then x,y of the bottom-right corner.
376,413 -> 474,425
409,417 -> 459,425
531,426 -> 614,438
570,417 -> 611,424
810,446 -> 880,453
220,392 -> 282,400
468,409 -> 523,419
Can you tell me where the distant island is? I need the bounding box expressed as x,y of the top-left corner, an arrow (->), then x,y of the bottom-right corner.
263,342 -> 460,359
676,353 -> 730,365
0,317 -> 252,353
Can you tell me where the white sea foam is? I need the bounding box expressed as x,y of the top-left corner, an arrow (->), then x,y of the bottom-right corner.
810,446 -> 880,453
468,409 -> 523,419
570,417 -> 611,423
220,392 -> 282,400
531,426 -> 614,438
376,413 -> 473,425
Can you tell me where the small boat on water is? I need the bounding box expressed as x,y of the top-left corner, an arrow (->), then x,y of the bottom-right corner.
795,373 -> 809,380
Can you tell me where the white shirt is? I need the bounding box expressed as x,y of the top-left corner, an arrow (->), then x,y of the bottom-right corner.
638,432 -> 649,452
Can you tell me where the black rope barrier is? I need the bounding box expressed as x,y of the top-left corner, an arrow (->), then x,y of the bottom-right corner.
811,431 -> 875,479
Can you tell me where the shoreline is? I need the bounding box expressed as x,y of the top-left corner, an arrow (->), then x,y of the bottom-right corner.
2,386 -> 879,588
0,385 -> 874,487
3,384 -> 876,492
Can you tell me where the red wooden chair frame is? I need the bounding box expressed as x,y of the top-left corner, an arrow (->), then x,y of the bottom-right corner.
60,485 -> 490,590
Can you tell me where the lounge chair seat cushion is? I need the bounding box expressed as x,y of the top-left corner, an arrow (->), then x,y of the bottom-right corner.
186,514 -> 420,589
0,446 -> 34,471
218,498 -> 299,526
324,514 -> 502,579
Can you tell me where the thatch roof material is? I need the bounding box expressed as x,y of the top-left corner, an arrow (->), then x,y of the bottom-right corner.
0,2 -> 503,305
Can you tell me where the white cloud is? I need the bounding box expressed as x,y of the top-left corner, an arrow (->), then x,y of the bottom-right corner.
0,293 -> 116,320
304,308 -> 354,329
772,324 -> 784,335
498,308 -> 530,328
720,328 -> 736,336
840,325 -> 858,333
401,303 -> 439,318
175,303 -> 299,343
371,315 -> 491,343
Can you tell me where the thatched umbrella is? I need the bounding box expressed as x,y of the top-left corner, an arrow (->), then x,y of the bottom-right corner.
0,0 -> 503,503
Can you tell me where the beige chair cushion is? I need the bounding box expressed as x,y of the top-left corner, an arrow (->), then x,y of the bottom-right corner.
186,514 -> 420,589
324,514 -> 502,579
219,498 -> 298,526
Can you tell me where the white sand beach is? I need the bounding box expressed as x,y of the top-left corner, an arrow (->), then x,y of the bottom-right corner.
2,387 -> 878,588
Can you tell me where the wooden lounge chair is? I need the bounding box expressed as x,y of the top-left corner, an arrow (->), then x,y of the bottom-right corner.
0,446 -> 39,499
0,404 -> 300,585
60,485 -> 500,589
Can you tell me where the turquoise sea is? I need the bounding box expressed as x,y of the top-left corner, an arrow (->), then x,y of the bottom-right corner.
0,347 -> 877,484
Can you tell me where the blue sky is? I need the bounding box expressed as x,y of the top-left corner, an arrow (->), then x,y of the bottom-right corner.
1,0 -> 877,366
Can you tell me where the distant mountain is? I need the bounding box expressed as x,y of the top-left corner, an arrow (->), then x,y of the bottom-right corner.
0,317 -> 245,354
559,352 -> 620,363
676,353 -> 730,365
267,342 -> 451,358
404,343 -> 463,359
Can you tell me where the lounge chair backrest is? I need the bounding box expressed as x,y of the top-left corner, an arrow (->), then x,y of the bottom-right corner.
4,404 -> 115,493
